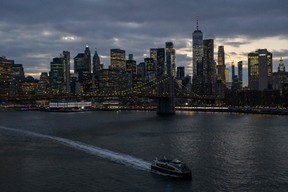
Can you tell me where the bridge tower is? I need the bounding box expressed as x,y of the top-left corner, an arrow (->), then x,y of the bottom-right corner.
157,76 -> 175,115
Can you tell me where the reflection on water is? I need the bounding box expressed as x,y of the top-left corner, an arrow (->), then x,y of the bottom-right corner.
0,111 -> 288,191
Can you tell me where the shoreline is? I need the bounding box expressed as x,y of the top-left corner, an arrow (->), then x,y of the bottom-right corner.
1,106 -> 288,115
176,106 -> 288,115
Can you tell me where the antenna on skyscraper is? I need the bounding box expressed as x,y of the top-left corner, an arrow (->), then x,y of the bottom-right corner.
196,16 -> 199,30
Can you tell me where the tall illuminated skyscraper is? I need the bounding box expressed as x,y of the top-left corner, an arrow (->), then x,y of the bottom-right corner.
165,42 -> 176,77
248,49 -> 272,90
111,49 -> 126,71
192,19 -> 203,77
126,54 -> 136,75
217,46 -> 226,82
150,48 -> 165,78
144,57 -> 155,81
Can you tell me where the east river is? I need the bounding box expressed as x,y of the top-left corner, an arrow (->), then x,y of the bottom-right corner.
0,110 -> 288,191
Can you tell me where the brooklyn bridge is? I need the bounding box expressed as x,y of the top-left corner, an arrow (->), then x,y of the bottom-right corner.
1,76 -> 222,115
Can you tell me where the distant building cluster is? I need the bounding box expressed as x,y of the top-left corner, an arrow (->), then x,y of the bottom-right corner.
1,23 -> 288,107
191,23 -> 288,98
0,42 -> 192,98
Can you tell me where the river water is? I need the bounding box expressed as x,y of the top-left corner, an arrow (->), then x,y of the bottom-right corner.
0,110 -> 288,191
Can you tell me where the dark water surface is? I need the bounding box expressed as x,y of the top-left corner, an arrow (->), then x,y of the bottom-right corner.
0,111 -> 288,191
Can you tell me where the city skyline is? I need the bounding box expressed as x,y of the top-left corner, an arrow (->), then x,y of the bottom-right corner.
1,0 -> 288,85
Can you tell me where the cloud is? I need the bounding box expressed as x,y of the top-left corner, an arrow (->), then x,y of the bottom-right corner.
1,0 -> 288,81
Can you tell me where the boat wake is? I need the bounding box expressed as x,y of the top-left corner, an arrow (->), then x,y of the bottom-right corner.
0,126 -> 151,171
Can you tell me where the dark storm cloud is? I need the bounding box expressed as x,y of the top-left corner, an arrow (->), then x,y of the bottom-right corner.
1,0 -> 288,77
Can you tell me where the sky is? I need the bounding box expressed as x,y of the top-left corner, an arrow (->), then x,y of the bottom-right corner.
1,0 -> 288,85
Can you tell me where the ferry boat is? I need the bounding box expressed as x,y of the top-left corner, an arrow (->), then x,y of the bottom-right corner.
151,157 -> 192,178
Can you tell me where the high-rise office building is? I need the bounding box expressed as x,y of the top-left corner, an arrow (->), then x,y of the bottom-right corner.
192,20 -> 203,77
73,46 -> 92,93
231,63 -> 241,91
248,49 -> 273,90
111,49 -> 126,71
137,62 -> 145,78
92,49 -> 102,93
165,42 -> 176,77
202,39 -> 215,95
12,64 -> 24,78
84,46 -> 91,73
74,53 -> 85,74
92,49 -> 101,74
218,46 -> 225,66
150,48 -> 166,95
177,66 -> 185,79
238,61 -> 243,88
62,51 -> 70,93
10,64 -> 25,96
232,63 -> 236,81
49,57 -> 64,94
150,48 -> 157,62
19,76 -> 38,96
36,72 -> 49,95
150,48 -> 165,78
144,58 -> 156,81
225,68 -> 229,82
278,58 -> 285,72
126,54 -> 136,75
74,46 -> 91,75
0,57 -> 14,96
217,46 -> 226,82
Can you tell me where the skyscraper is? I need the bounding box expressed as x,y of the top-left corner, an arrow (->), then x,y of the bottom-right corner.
92,49 -> 102,93
202,39 -> 215,95
192,20 -> 203,77
0,57 -> 14,96
36,72 -> 49,95
232,63 -> 236,81
150,48 -> 165,78
150,48 -> 157,61
111,49 -> 126,71
74,46 -> 91,75
217,46 -> 226,82
165,42 -> 176,77
278,58 -> 285,72
62,51 -> 70,93
157,48 -> 166,78
74,53 -> 85,74
10,64 -> 25,96
144,57 -> 156,81
248,49 -> 273,90
238,61 -> 243,88
92,49 -> 101,75
126,54 -> 136,75
49,57 -> 64,94
177,66 -> 185,79
84,46 -> 91,73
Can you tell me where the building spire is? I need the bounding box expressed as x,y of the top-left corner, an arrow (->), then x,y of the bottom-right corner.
196,16 -> 199,30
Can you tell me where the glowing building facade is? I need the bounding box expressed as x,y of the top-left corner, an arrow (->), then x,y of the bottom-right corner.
248,49 -> 272,90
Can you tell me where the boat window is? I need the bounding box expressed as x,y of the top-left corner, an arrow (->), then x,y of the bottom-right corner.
157,163 -> 175,171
